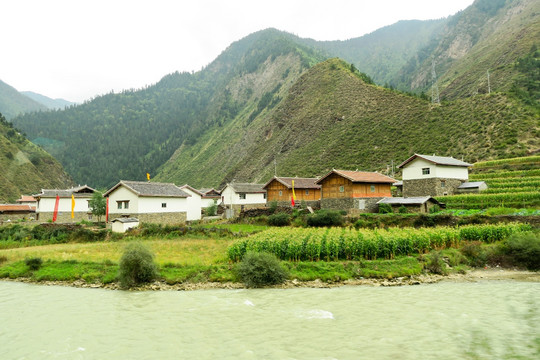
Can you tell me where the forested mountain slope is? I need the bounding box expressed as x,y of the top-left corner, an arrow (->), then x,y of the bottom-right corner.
156,59 -> 538,188
21,91 -> 76,110
0,80 -> 47,119
0,113 -> 72,202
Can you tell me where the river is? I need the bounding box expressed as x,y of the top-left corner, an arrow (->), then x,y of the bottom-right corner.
1,280 -> 538,359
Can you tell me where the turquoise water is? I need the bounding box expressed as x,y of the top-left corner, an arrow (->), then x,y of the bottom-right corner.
1,280 -> 538,359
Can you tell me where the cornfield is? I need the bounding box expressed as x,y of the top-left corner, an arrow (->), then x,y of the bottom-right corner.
227,223 -> 532,262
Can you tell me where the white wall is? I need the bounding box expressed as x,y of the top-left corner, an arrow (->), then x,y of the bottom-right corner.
137,197 -> 187,214
37,197 -> 90,213
107,187 -> 140,214
201,198 -> 218,208
180,187 -> 202,221
221,186 -> 266,206
402,158 -> 468,180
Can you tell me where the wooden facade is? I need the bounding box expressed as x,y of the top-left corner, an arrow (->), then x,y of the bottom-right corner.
317,170 -> 394,199
264,177 -> 321,203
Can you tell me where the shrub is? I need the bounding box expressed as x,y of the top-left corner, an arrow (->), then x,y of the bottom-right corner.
206,201 -> 218,216
25,257 -> 43,270
236,252 -> 289,288
460,241 -> 487,267
267,213 -> 291,227
398,205 -> 408,214
118,242 -> 159,289
502,232 -> 540,270
379,203 -> 393,214
306,210 -> 344,227
268,201 -> 278,214
424,251 -> 447,275
0,255 -> 8,265
429,204 -> 441,214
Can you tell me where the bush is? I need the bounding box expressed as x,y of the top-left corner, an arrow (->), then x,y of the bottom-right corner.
206,201 -> 218,216
398,205 -> 408,214
501,232 -> 540,270
25,257 -> 43,270
0,255 -> 8,265
236,252 -> 289,288
306,210 -> 344,227
460,241 -> 488,267
118,242 -> 159,289
424,251 -> 447,275
268,201 -> 278,214
379,203 -> 393,214
267,213 -> 291,227
429,204 -> 441,214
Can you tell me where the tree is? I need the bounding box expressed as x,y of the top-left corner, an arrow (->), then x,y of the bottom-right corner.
89,191 -> 106,222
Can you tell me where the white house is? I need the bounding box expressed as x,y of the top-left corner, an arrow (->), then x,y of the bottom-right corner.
34,185 -> 97,222
111,217 -> 140,233
398,154 -> 472,197
103,181 -> 191,225
220,183 -> 267,210
198,188 -> 221,209
178,184 -> 203,221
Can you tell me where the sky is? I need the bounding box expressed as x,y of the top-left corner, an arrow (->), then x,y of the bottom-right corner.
1,0 -> 475,103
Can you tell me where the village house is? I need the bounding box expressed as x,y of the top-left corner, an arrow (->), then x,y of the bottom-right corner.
178,184 -> 204,221
220,183 -> 266,211
103,181 -> 191,225
198,188 -> 221,209
263,176 -> 321,207
377,196 -> 444,214
316,169 -> 396,213
34,185 -> 97,222
456,181 -> 488,194
398,154 -> 472,197
0,204 -> 36,222
15,195 -> 37,207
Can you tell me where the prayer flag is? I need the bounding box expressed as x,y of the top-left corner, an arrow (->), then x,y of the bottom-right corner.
106,197 -> 109,222
147,173 -> 150,181
52,195 -> 60,222
71,194 -> 75,219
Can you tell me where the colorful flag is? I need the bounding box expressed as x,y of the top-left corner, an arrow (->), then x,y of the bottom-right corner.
291,196 -> 295,207
106,197 -> 109,222
147,173 -> 150,181
71,194 -> 75,219
291,180 -> 297,200
52,195 -> 60,222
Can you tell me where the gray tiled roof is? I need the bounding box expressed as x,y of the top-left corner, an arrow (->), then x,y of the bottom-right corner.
104,181 -> 190,198
35,185 -> 97,198
398,154 -> 472,168
112,217 -> 139,223
377,196 -> 442,205
228,183 -> 266,194
458,181 -> 486,189
263,177 -> 321,189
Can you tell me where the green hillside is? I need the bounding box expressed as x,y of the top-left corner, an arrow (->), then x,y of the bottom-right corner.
0,80 -> 47,119
156,59 -> 539,188
0,113 -> 72,202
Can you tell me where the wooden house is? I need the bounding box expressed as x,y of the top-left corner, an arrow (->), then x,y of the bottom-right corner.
263,176 -> 321,206
398,154 -> 472,197
103,181 -> 191,225
316,170 -> 396,213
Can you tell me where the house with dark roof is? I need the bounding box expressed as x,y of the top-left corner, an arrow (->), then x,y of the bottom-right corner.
377,196 -> 444,214
220,183 -> 266,211
178,184 -> 204,221
398,154 -> 472,197
103,181 -> 191,224
34,185 -> 97,222
198,188 -> 221,209
263,176 -> 321,206
316,170 -> 396,213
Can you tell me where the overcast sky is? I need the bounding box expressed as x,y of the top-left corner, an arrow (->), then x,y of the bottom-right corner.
1,0 -> 474,103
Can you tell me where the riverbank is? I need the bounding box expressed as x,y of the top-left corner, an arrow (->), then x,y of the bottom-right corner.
2,267 -> 538,291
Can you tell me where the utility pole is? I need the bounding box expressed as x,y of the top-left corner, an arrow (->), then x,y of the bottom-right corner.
431,59 -> 440,104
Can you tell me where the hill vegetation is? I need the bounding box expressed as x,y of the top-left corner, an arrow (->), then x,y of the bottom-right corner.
0,80 -> 46,119
0,113 -> 72,202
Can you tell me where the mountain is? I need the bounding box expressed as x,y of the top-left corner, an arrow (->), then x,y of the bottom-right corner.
21,91 -> 76,110
0,112 -> 73,203
0,80 -> 47,119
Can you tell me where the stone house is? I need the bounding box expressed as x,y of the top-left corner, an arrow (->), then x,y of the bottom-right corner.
456,181 -> 488,194
263,176 -> 321,207
398,154 -> 472,197
34,185 -> 97,222
377,196 -> 444,214
316,169 -> 396,213
220,183 -> 266,211
103,181 -> 191,225
0,204 -> 36,222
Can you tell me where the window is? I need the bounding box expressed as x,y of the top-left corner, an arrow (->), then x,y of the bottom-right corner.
305,189 -> 309,195
279,190 -> 282,196
370,185 -> 376,193
239,193 -> 246,200
162,203 -> 167,208
117,200 -> 129,210
440,180 -> 446,188
422,168 -> 430,175
263,193 -> 267,199
358,200 -> 366,210
339,185 -> 345,193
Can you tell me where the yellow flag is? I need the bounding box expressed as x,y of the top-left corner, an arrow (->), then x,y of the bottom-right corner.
71,194 -> 75,219
147,173 -> 150,181
292,180 -> 296,201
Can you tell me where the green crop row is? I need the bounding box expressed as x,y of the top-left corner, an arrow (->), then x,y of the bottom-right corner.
437,192 -> 540,209
470,169 -> 540,180
483,186 -> 539,194
474,156 -> 540,169
227,223 -> 532,262
486,178 -> 540,188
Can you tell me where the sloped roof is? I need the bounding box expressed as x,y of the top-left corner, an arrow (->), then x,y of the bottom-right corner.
263,176 -> 321,190
35,185 -> 97,198
398,154 -> 472,168
179,184 -> 204,196
377,196 -> 442,205
112,217 -> 139,223
226,183 -> 266,194
458,181 -> 487,189
103,181 -> 190,198
316,170 -> 396,184
16,195 -> 36,203
0,204 -> 36,212
198,188 -> 221,196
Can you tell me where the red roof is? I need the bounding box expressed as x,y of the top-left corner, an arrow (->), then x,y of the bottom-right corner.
16,195 -> 36,203
316,170 -> 396,184
0,204 -> 36,212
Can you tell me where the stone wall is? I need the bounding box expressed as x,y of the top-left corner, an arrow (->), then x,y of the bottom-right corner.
0,213 -> 35,222
321,197 -> 384,214
275,200 -> 321,209
108,212 -> 187,225
403,178 -> 464,197
37,212 -> 93,223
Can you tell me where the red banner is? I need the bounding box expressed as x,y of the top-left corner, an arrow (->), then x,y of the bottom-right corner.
291,196 -> 295,207
106,197 -> 109,222
52,195 -> 60,222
